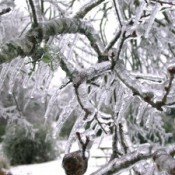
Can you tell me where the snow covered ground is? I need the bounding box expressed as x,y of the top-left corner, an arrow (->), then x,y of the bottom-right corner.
8,138 -> 108,175
6,137 -> 128,175
10,156 -> 100,175
9,141 -> 105,175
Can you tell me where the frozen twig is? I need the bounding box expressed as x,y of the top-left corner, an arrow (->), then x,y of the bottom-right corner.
144,3 -> 161,38
74,83 -> 94,120
74,0 -> 105,18
104,30 -> 122,53
94,112 -> 108,134
150,0 -> 175,6
28,0 -> 38,27
76,132 -> 90,159
112,0 -> 122,27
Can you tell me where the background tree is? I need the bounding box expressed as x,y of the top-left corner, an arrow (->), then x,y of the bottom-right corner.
0,0 -> 175,174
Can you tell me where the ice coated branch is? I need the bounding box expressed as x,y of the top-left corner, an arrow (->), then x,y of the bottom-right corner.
153,149 -> 175,175
90,144 -> 175,175
0,18 -> 103,64
28,0 -> 38,27
108,49 -> 175,111
76,132 -> 90,159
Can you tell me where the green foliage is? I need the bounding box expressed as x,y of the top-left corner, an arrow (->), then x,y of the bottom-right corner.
2,119 -> 58,165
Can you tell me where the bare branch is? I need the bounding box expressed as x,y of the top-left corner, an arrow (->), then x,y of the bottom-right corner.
113,0 -> 122,27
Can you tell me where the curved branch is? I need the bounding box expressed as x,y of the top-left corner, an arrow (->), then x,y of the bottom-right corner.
0,18 -> 104,64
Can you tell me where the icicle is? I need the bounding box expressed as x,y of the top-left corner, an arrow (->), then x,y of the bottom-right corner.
23,97 -> 33,114
0,62 -> 12,91
136,102 -> 146,125
116,95 -> 134,124
77,82 -> 95,114
8,58 -> 25,94
114,0 -> 124,24
40,72 -> 53,103
97,89 -> 107,110
44,89 -> 61,120
144,4 -> 161,38
65,110 -> 85,154
22,74 -> 32,89
55,96 -> 78,137
120,117 -> 133,152
134,1 -> 146,25
29,63 -> 43,98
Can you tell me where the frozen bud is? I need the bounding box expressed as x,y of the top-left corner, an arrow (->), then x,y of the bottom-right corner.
167,63 -> 175,74
143,91 -> 154,102
108,48 -> 117,60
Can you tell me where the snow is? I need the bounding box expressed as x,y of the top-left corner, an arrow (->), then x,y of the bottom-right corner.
10,159 -> 64,175
8,139 -> 104,175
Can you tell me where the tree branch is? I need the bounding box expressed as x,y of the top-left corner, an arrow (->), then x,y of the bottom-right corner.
74,0 -> 106,18
90,144 -> 153,175
28,0 -> 38,27
90,144 -> 175,175
0,18 -> 104,64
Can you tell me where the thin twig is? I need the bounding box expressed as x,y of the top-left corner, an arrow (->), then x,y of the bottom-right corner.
74,0 -> 105,18
113,0 -> 122,27
94,112 -> 108,134
104,30 -> 122,53
28,0 -> 38,27
162,74 -> 174,103
76,132 -> 90,159
74,85 -> 92,120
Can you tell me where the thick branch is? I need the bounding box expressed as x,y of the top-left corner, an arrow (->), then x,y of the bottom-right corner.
0,18 -> 104,64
